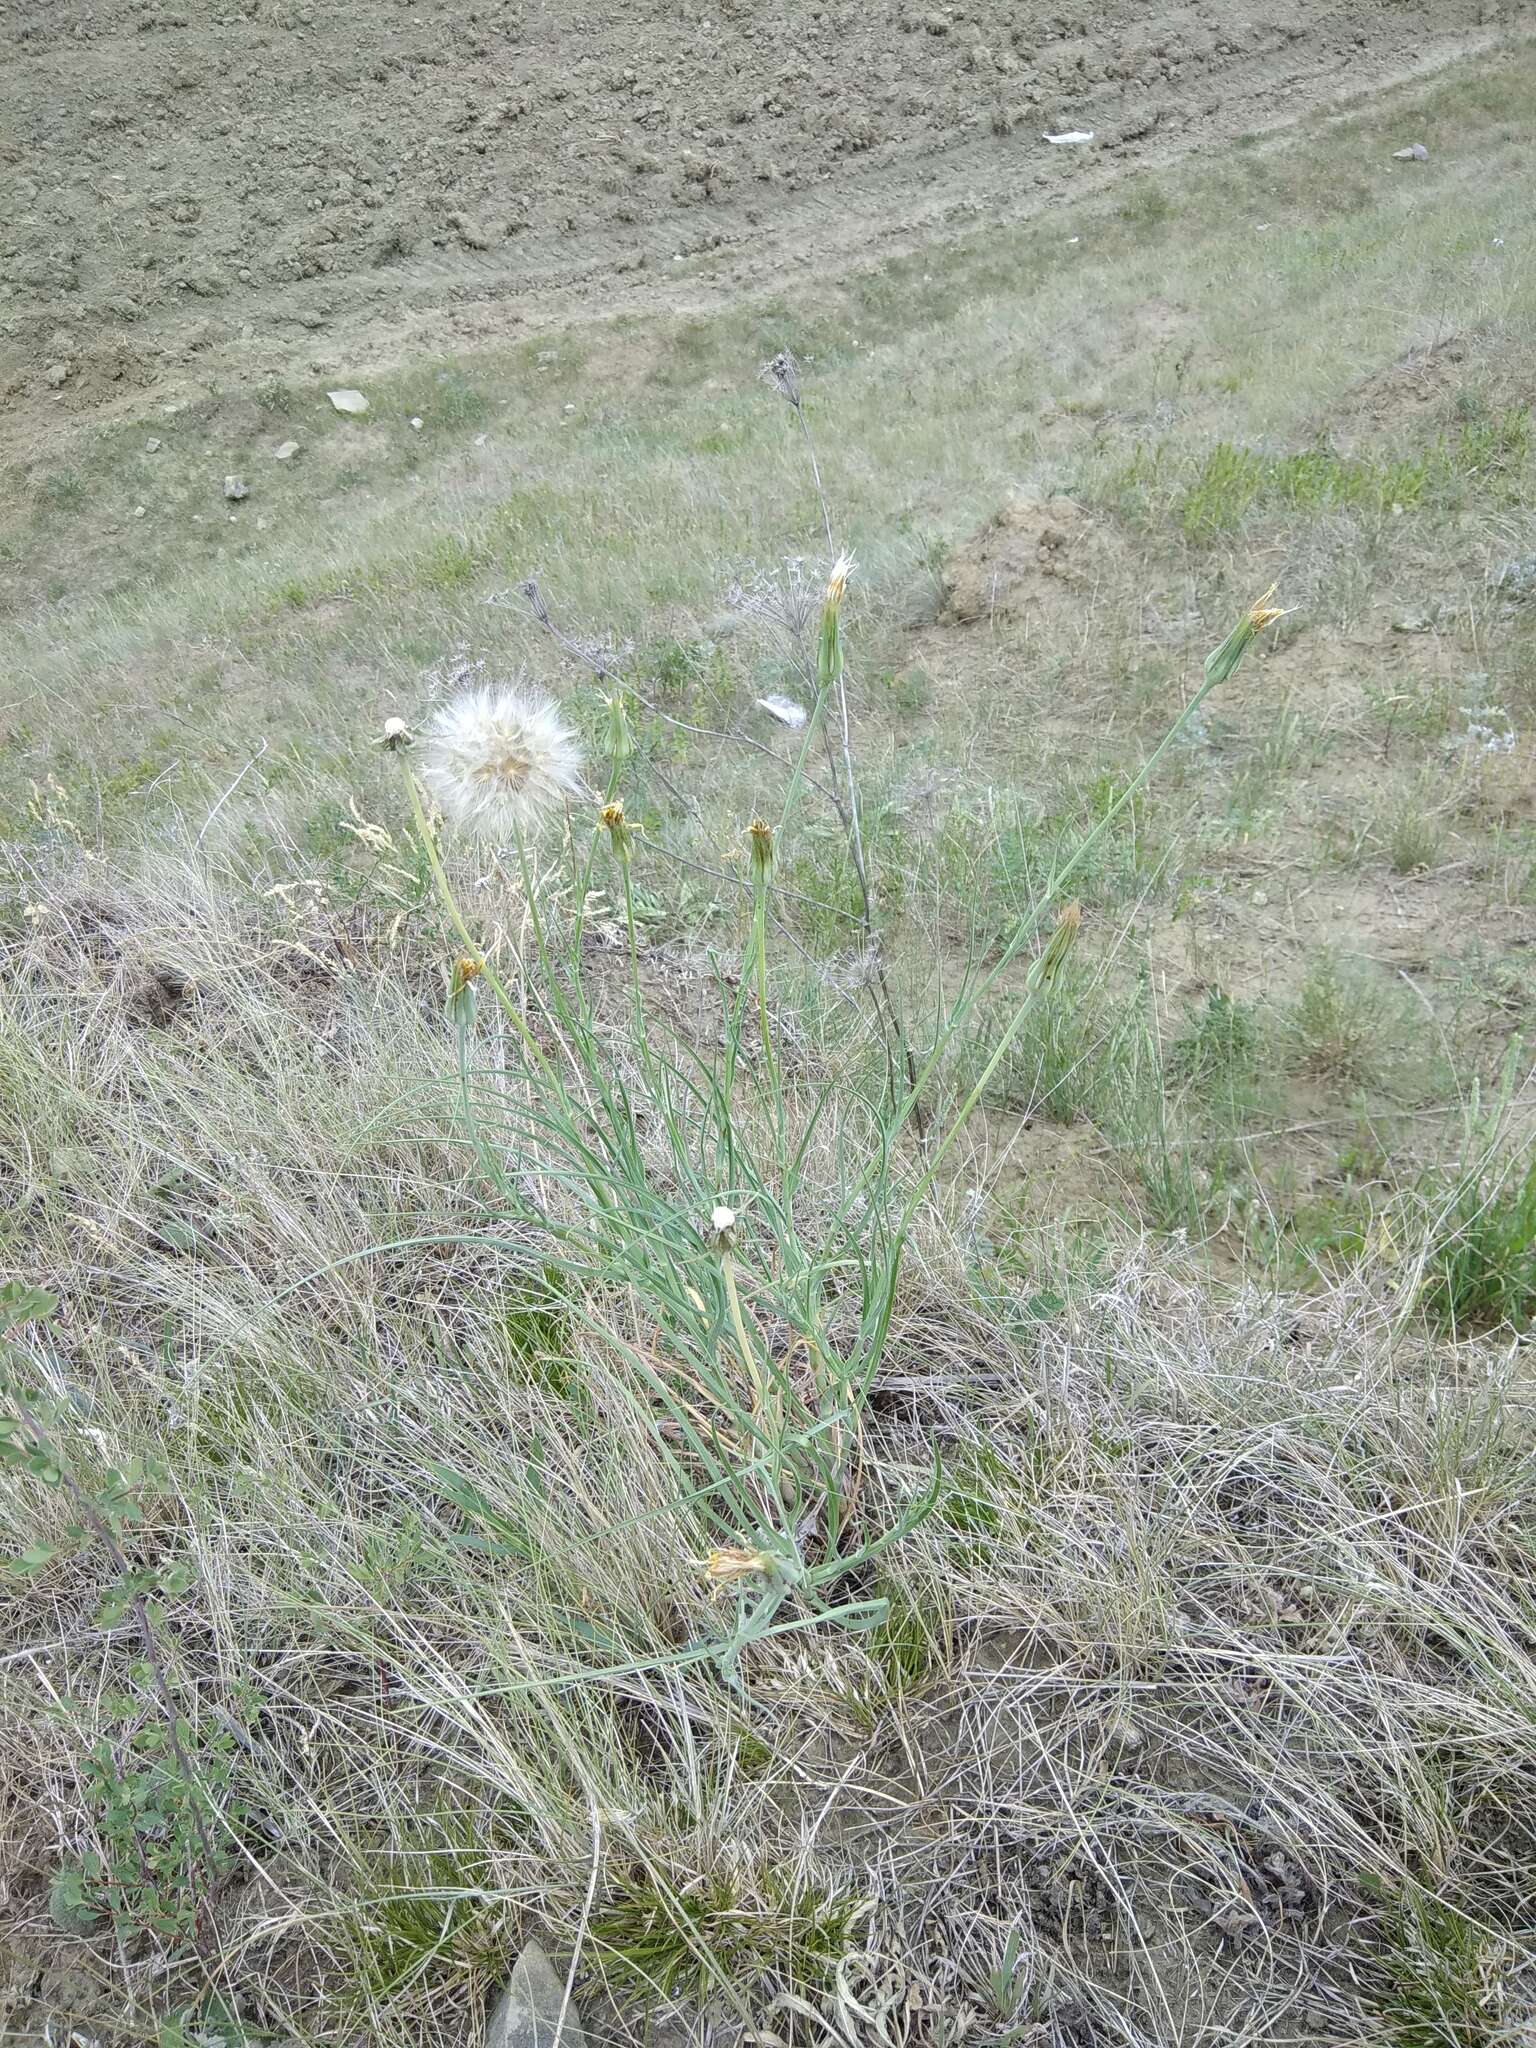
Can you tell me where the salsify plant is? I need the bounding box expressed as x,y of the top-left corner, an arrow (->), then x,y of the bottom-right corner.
330,603 -> 1282,1695
324,375 -> 1284,1690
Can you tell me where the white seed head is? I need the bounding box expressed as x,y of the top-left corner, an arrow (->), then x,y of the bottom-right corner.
418,683 -> 585,839
711,1204 -> 737,1235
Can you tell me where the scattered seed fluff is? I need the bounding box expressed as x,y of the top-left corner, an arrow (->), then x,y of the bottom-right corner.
419,683 -> 586,839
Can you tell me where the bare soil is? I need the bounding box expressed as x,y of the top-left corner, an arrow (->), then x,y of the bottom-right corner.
0,1 -> 1508,449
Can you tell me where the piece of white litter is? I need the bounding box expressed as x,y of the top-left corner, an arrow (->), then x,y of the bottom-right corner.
1255,223 -> 1272,232
410,416 -> 423,429
327,388 -> 369,415
474,432 -> 488,446
1067,236 -> 1080,244
756,694 -> 808,730
1392,143 -> 1429,162
1044,130 -> 1094,145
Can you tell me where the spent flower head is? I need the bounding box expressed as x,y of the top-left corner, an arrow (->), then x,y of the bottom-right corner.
760,349 -> 802,408
702,1546 -> 774,1588
418,683 -> 585,839
747,818 -> 774,877
378,716 -> 413,750
1205,585 -> 1289,688
708,1204 -> 738,1253
600,798 -> 632,854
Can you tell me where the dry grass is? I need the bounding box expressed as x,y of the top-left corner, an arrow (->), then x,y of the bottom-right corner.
2,805 -> 1536,2046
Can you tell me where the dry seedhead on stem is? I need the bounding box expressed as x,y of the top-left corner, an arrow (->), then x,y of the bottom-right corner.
419,683 -> 586,840
747,818 -> 774,878
760,348 -> 803,410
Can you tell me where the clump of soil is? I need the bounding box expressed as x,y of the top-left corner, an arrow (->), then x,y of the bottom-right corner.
940,494 -> 1115,626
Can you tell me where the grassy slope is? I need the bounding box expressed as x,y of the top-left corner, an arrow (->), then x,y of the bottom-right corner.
1,37 -> 1536,2048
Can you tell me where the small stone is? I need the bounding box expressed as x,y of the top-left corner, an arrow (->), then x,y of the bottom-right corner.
1391,612 -> 1433,634
1392,143 -> 1429,161
409,415 -> 423,429
1251,889 -> 1269,908
327,387 -> 369,415
273,440 -> 300,460
224,474 -> 249,500
474,432 -> 488,446
133,505 -> 146,518
486,1943 -> 584,2048
1044,129 -> 1095,144
45,362 -> 69,387
145,436 -> 161,452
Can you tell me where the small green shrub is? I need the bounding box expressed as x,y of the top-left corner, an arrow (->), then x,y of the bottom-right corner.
1170,988 -> 1261,1087
1417,1152 -> 1536,1333
54,1712 -> 248,1948
592,1864 -> 861,2003
1286,955 -> 1387,1086
1380,792 -> 1446,876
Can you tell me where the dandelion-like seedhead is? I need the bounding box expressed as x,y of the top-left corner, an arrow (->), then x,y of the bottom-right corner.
708,1203 -> 738,1253
418,683 -> 586,839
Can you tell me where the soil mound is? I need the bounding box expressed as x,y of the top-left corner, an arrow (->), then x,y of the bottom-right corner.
941,494 -> 1112,626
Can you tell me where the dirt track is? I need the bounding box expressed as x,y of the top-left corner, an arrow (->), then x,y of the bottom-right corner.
0,0 -> 1510,439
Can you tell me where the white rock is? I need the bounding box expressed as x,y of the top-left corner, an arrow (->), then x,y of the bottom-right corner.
133,505 -> 146,518
144,437 -> 162,452
273,440 -> 300,460
224,475 -> 249,500
327,387 -> 369,415
474,432 -> 488,446
1392,143 -> 1429,161
409,416 -> 423,429
756,694 -> 808,729
486,1944 -> 583,2048
1044,130 -> 1094,145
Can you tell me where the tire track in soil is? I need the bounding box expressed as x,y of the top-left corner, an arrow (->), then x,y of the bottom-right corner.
0,3 -> 1512,452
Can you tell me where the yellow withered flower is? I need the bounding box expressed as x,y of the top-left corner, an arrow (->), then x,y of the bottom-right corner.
747,817 -> 774,876
600,798 -> 631,854
702,1547 -> 774,1586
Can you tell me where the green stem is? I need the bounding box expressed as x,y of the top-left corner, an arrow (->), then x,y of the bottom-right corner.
403,767 -> 562,1094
